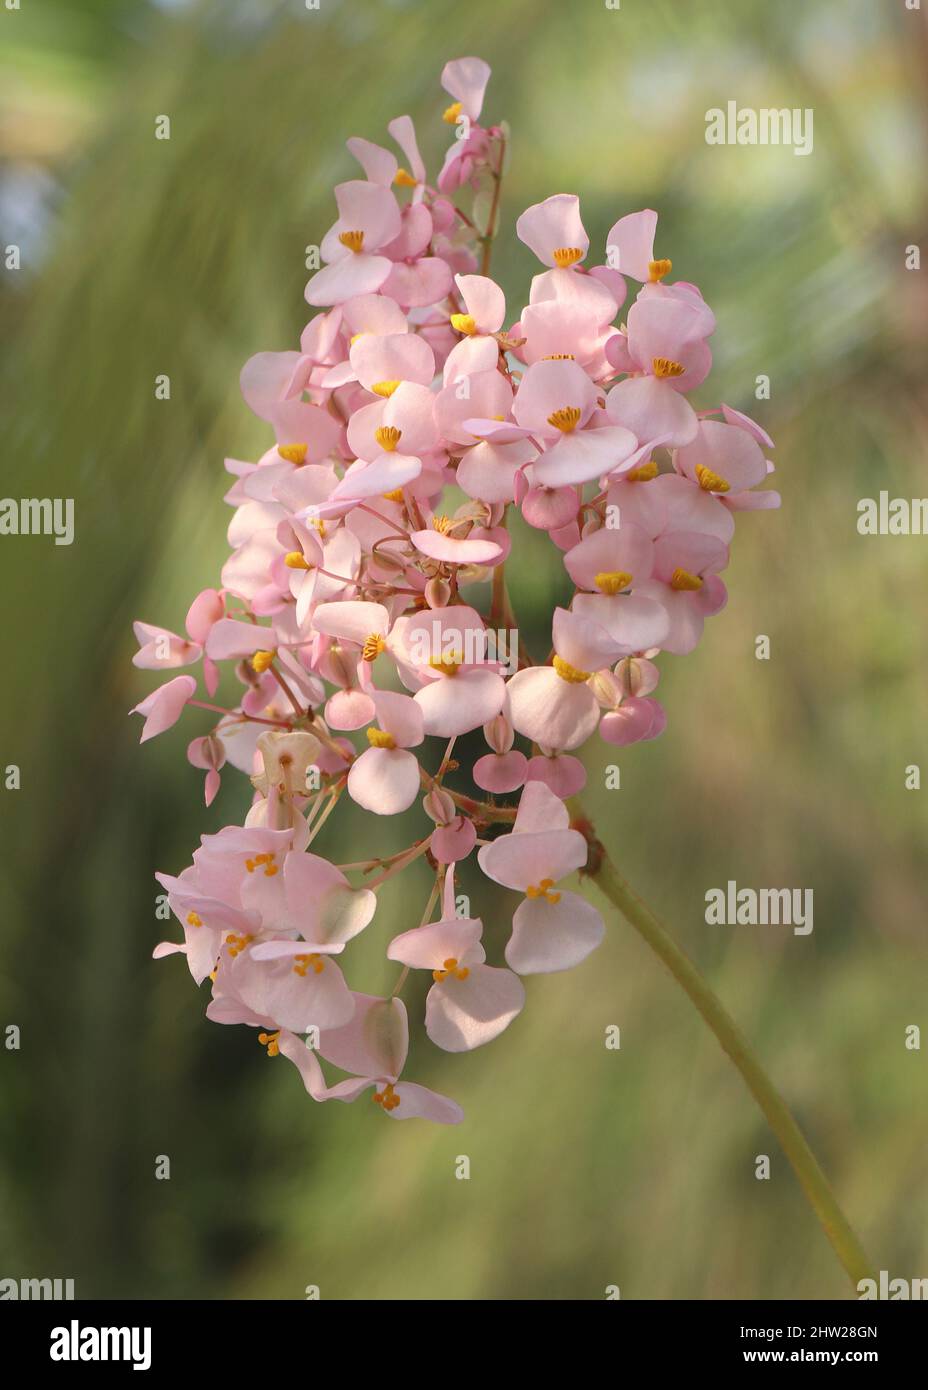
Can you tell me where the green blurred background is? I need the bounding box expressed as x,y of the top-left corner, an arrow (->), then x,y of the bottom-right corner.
1,0 -> 926,1300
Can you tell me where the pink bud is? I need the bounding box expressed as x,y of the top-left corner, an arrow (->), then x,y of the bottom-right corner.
425,576 -> 452,608
483,709 -> 514,754
614,656 -> 660,699
422,785 -> 455,825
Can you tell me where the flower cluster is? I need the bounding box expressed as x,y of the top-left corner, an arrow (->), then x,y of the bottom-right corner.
132,57 -> 778,1123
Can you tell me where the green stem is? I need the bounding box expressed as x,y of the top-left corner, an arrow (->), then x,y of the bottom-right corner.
573,807 -> 875,1291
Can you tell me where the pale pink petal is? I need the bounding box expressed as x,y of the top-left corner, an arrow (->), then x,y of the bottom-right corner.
425,965 -> 525,1051
414,668 -> 505,737
348,745 -> 421,815
516,194 -> 589,268
605,209 -> 657,282
506,891 -> 605,974
131,675 -> 197,743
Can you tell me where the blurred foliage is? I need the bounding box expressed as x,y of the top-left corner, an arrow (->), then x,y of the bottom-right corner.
0,0 -> 926,1299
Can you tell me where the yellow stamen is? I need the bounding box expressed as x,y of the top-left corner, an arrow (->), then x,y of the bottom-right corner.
648,257 -> 672,282
695,464 -> 730,494
224,932 -> 254,958
251,649 -> 276,674
431,514 -> 454,534
552,247 -> 584,269
245,851 -> 278,877
367,728 -> 397,750
432,956 -> 470,983
429,650 -> 464,677
670,568 -> 703,592
308,517 -> 327,538
442,102 -> 463,125
652,357 -> 685,379
547,406 -> 582,433
277,443 -> 308,465
186,911 -> 203,928
627,459 -> 659,482
362,633 -> 386,662
594,570 -> 633,595
526,877 -> 562,905
373,1081 -> 401,1111
338,229 -> 364,254
553,655 -> 591,684
375,425 -> 402,452
258,1030 -> 280,1057
450,312 -> 477,336
293,952 -> 324,977
394,167 -> 417,187
371,380 -> 400,398
284,550 -> 312,570
381,488 -> 405,502
541,353 -> 576,360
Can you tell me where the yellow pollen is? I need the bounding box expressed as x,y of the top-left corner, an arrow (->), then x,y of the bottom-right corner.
450,312 -> 477,336
394,167 -> 418,187
349,332 -> 366,345
338,229 -> 365,254
186,911 -> 203,928
373,1081 -> 401,1111
224,932 -> 254,958
595,570 -> 633,595
367,727 -> 397,750
258,1030 -> 280,1057
552,247 -> 584,269
429,650 -> 464,677
648,257 -> 672,282
375,425 -> 402,452
362,633 -> 386,662
371,380 -> 400,398
670,568 -> 704,592
284,550 -> 312,570
293,952 -> 324,977
553,654 -> 591,684
251,649 -> 276,674
309,517 -> 327,538
245,851 -> 278,877
652,357 -> 685,379
541,353 -> 576,360
627,459 -> 659,482
695,464 -> 730,494
526,877 -> 562,904
432,956 -> 470,983
547,406 -> 582,433
277,443 -> 308,465
442,102 -> 463,124
381,488 -> 405,502
431,514 -> 454,534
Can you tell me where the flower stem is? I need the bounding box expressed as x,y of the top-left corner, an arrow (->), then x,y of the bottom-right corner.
570,804 -> 875,1291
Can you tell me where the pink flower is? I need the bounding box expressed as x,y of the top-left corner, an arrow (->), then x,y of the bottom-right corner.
306,181 -> 402,306
477,783 -> 605,973
347,691 -> 423,815
388,878 -> 525,1051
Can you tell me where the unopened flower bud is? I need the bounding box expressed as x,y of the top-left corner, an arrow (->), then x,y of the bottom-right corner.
589,669 -> 623,709
614,656 -> 659,699
483,710 -> 514,754
425,576 -> 452,609
422,785 -> 455,826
